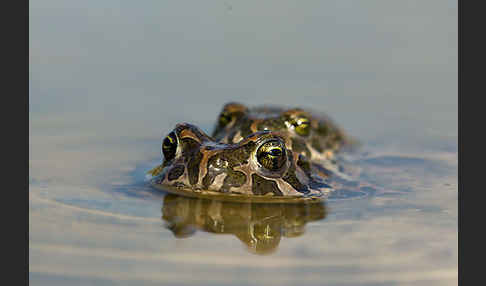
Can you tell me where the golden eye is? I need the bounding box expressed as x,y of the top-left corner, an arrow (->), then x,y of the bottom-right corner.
256,140 -> 287,170
162,132 -> 178,161
218,112 -> 232,127
291,117 -> 310,136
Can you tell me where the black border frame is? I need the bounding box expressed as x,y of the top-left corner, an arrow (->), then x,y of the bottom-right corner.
24,0 -> 465,285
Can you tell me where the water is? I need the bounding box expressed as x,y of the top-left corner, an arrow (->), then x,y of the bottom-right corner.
30,1 -> 457,285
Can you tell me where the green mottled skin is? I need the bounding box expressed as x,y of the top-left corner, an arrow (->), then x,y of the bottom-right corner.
148,103 -> 375,201
150,123 -> 332,199
212,103 -> 355,162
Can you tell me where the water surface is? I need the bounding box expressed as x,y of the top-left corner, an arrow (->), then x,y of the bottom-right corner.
30,1 -> 457,285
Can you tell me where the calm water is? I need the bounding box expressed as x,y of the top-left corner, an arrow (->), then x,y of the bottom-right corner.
29,1 -> 457,285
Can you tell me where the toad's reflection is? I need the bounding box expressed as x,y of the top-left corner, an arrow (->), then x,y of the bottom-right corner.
161,194 -> 327,255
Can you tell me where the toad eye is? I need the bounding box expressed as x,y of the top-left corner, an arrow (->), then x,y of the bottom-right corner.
256,140 -> 287,170
162,132 -> 178,161
218,112 -> 233,127
291,117 -> 311,136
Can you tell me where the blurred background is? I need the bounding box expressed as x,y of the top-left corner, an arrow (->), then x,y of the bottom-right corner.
30,0 -> 457,144
29,1 -> 457,285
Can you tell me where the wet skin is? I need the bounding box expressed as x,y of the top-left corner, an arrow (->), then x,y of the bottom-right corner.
148,104 -> 385,201
149,123 -> 333,201
212,102 -> 356,162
